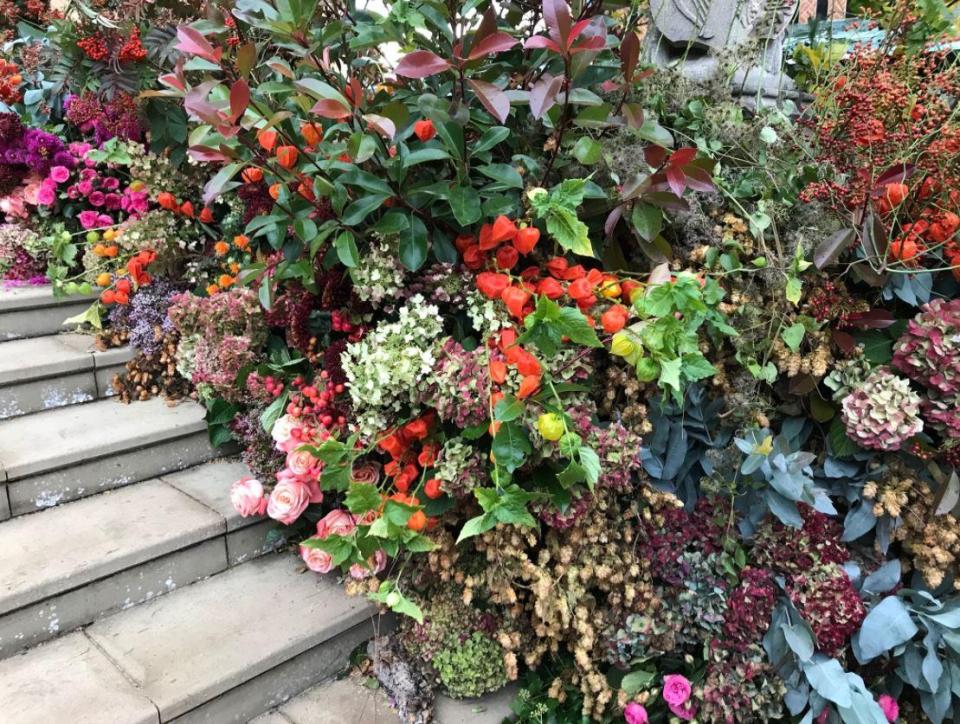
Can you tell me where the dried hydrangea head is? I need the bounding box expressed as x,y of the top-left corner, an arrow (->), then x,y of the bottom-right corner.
893,298 -> 960,396
841,367 -> 923,451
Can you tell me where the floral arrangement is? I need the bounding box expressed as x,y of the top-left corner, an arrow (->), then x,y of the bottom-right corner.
2,0 -> 960,722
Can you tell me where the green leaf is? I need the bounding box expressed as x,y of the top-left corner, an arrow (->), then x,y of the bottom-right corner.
659,357 -> 683,400
556,306 -> 603,347
571,136 -> 601,165
338,167 -> 394,196
259,390 -> 288,433
62,301 -> 103,331
621,670 -> 655,695
473,126 -> 510,154
399,215 -> 429,270
578,446 -> 601,487
785,277 -> 803,305
334,231 -> 360,267
478,163 -> 524,188
760,126 -> 779,144
448,185 -> 482,226
545,205 -> 593,257
345,483 -> 381,516
457,512 -> 497,542
494,395 -> 524,422
680,352 -> 716,381
341,193 -> 390,226
631,203 -> 662,241
802,656 -> 852,707
781,323 -> 805,352
373,210 -> 410,234
492,421 -> 531,473
854,596 -> 919,662
403,147 -> 451,167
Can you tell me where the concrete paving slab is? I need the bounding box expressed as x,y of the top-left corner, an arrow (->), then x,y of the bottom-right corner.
0,631 -> 158,724
88,554 -> 378,721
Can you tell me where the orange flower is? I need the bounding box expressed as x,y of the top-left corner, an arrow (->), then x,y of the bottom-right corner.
241,167 -> 263,184
275,145 -> 299,169
229,262 -> 240,274
157,191 -> 177,210
233,234 -> 251,250
258,128 -> 278,152
100,289 -> 116,304
96,272 -> 111,287
206,284 -> 220,296
214,240 -> 230,256
218,274 -> 235,288
103,245 -> 119,258
297,180 -> 315,201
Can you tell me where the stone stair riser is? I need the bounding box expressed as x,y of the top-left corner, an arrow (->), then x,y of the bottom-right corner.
0,302 -> 96,341
0,372 -> 97,420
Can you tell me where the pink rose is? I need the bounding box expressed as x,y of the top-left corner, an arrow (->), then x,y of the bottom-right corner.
349,549 -> 387,580
668,702 -> 696,721
97,214 -> 113,227
624,702 -> 648,724
271,414 -> 296,447
77,180 -> 93,196
230,476 -> 267,517
662,674 -> 691,707
80,168 -> 97,181
351,461 -> 381,485
878,695 -> 898,722
305,479 -> 324,505
88,190 -> 105,207
101,176 -> 120,191
266,479 -> 311,525
78,210 -> 99,229
66,185 -> 80,199
286,447 -> 318,477
49,166 -> 70,184
37,186 -> 56,206
316,509 -> 357,538
104,193 -> 122,210
299,538 -> 334,573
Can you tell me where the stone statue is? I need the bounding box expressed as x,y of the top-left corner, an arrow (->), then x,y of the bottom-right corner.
644,0 -> 801,110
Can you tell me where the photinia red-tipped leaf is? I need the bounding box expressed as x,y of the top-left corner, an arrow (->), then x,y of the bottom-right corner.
665,166 -> 687,198
395,50 -> 452,78
529,74 -> 563,119
175,26 -> 223,64
668,147 -> 698,167
524,35 -> 563,53
469,31 -> 519,59
229,79 -> 250,123
644,145 -> 667,167
468,79 -> 510,123
312,99 -> 353,119
364,114 -> 397,140
683,165 -> 715,193
543,0 -> 572,46
569,18 -> 606,53
621,30 -> 640,82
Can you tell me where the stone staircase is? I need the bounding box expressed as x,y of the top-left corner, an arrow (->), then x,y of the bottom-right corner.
0,287 -> 383,723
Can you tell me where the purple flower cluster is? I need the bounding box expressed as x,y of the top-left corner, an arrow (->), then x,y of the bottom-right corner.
109,279 -> 181,357
64,93 -> 144,144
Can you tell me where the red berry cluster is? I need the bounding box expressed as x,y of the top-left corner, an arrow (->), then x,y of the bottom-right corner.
77,33 -> 109,61
331,309 -> 362,341
118,27 -> 147,64
0,59 -> 22,104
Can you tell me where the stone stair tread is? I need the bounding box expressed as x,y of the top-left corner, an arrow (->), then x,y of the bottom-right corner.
0,632 -> 158,724
0,285 -> 96,312
87,554 -> 376,721
0,335 -> 95,386
161,460 -> 255,532
0,479 -> 224,616
0,397 -> 207,481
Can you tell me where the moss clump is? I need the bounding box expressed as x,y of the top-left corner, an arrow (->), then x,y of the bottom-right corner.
431,631 -> 507,699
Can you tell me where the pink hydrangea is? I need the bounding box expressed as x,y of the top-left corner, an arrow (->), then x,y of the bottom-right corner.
230,476 -> 267,517
878,695 -> 898,722
623,702 -> 648,724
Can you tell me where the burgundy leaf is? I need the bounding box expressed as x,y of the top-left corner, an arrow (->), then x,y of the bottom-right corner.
845,309 -> 897,329
524,35 -> 563,54
364,113 -> 396,140
175,26 -> 222,64
620,172 -> 651,201
229,79 -> 250,123
159,72 -> 186,92
184,82 -> 224,125
683,166 -> 715,193
668,147 -> 697,167
833,330 -> 857,355
644,145 -> 666,167
394,50 -> 452,79
644,191 -> 689,212
605,206 -> 624,238
543,0 -> 572,45
469,31 -> 519,59
468,79 -> 511,123
311,99 -> 352,119
473,7 -> 498,45
569,19 -> 607,54
814,228 -> 855,269
600,79 -> 622,93
665,165 -> 687,198
621,30 -> 640,82
529,74 -> 563,119
189,145 -> 234,163
875,163 -> 915,189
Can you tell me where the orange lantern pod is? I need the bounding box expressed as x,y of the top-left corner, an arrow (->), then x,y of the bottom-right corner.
258,128 -> 278,152
275,145 -> 299,169
300,123 -> 322,146
241,167 -> 263,184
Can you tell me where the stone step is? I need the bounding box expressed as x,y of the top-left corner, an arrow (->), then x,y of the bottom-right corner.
251,675 -> 518,724
0,556 -> 378,723
0,334 -> 133,419
0,460 -> 282,659
0,397 -> 217,518
0,285 -> 98,341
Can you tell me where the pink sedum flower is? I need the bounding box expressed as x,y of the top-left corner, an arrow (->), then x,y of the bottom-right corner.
316,509 -> 357,538
299,539 -> 334,573
662,674 -> 692,707
624,702 -> 648,724
230,476 -> 267,517
266,479 -> 311,525
878,695 -> 898,722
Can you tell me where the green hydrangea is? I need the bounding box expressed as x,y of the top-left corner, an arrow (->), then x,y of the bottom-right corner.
432,631 -> 508,699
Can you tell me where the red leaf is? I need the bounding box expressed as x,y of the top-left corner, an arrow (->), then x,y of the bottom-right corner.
668,147 -> 697,167
394,50 -> 452,79
569,19 -> 606,53
469,31 -> 519,59
528,74 -> 563,120
875,163 -> 915,189
473,7 -> 498,45
833,330 -> 856,355
468,79 -> 510,123
159,72 -> 185,92
524,36 -> 563,53
543,0 -> 572,46
845,309 -> 897,329
665,166 -> 687,198
363,113 -> 396,140
350,77 -> 363,108
229,79 -> 250,123
188,145 -> 234,163
184,81 -> 223,125
683,166 -> 715,193
311,99 -> 352,119
621,30 -> 640,82
644,145 -> 666,167
604,206 -> 623,239
175,26 -> 222,64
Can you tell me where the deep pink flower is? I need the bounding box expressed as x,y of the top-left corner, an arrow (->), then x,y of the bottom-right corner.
49,165 -> 70,184
88,190 -> 106,207
96,214 -> 113,227
66,185 -> 80,199
84,157 -> 96,168
101,176 -> 120,191
104,193 -> 122,210
78,210 -> 99,229
77,180 -> 93,196
878,695 -> 898,722
668,702 -> 697,721
662,675 -> 692,707
79,167 -> 97,181
36,186 -> 56,206
624,702 -> 648,724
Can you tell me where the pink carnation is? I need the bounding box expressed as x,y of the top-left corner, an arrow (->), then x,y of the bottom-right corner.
662,674 -> 691,707
316,509 -> 357,538
230,476 -> 267,518
878,695 -> 898,722
266,479 -> 311,525
624,702 -> 648,724
299,539 -> 334,573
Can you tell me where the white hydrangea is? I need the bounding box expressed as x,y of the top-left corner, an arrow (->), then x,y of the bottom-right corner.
342,294 -> 444,439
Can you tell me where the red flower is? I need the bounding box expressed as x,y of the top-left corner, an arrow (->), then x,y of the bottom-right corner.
378,433 -> 406,459
413,119 -> 436,142
157,192 -> 177,210
276,145 -> 299,169
505,346 -> 541,377
454,234 -> 476,252
883,183 -> 908,206
476,271 -> 510,299
567,277 -> 594,300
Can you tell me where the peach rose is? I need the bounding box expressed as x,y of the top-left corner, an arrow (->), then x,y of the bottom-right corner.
315,509 -> 357,538
286,447 -> 318,477
300,538 -> 334,573
230,476 -> 267,518
266,479 -> 311,525
271,414 -> 296,447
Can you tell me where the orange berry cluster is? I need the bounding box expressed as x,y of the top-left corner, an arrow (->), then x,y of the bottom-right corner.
0,59 -> 22,103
